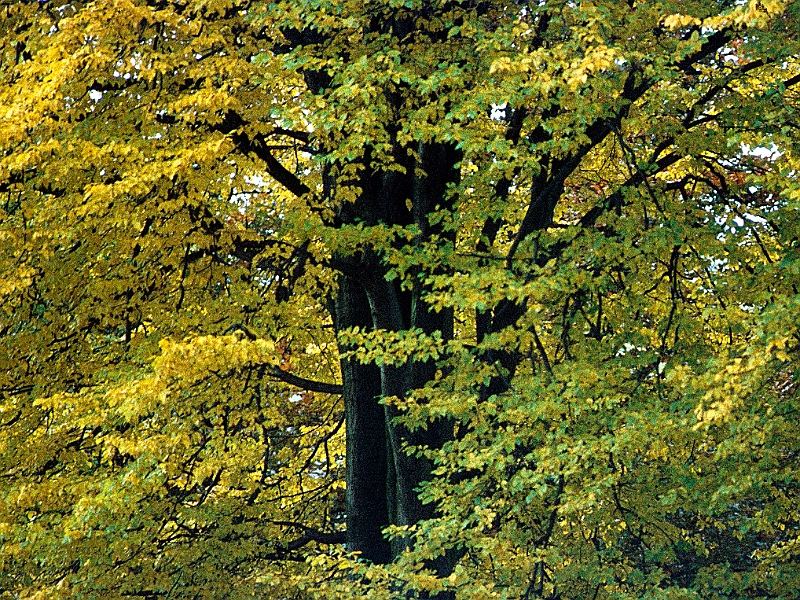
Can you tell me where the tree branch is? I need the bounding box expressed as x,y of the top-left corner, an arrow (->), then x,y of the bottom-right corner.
266,366 -> 343,395
260,522 -> 346,560
210,110 -> 311,198
231,131 -> 311,198
224,324 -> 343,394
271,522 -> 347,552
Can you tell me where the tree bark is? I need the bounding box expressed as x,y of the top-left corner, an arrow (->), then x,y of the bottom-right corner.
333,140 -> 461,576
335,277 -> 391,565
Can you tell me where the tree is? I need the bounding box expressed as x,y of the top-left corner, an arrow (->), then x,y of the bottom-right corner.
1,0 -> 799,598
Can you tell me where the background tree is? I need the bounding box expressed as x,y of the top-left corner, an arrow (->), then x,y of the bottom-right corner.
1,0 -> 799,599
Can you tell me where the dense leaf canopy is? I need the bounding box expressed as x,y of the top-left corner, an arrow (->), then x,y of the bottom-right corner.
1,0 -> 799,598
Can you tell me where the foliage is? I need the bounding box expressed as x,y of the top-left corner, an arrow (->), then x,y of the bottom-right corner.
1,0 -> 799,598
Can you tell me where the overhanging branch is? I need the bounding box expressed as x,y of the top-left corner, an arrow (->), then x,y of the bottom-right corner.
266,366 -> 343,395
224,324 -> 343,394
269,521 -> 347,552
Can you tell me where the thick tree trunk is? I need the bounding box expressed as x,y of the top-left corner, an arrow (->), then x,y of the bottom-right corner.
336,277 -> 391,564
333,140 -> 461,572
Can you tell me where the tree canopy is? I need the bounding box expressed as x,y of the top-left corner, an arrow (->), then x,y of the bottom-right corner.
1,0 -> 799,598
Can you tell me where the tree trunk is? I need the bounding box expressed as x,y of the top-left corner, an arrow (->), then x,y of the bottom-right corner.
336,277 -> 391,565
334,141 -> 461,574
